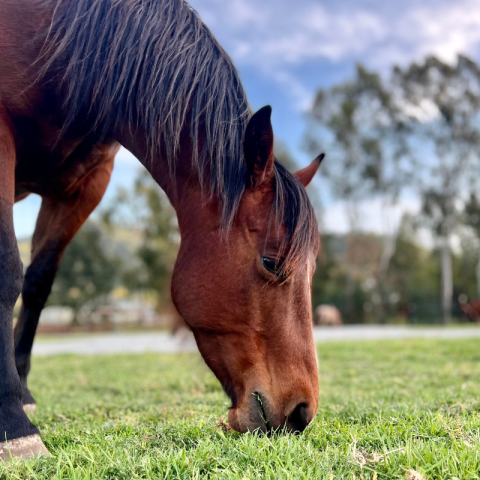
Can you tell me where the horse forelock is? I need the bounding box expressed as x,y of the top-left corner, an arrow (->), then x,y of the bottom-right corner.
38,0 -> 318,272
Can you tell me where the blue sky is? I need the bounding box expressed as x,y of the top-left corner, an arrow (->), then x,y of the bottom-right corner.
14,0 -> 480,239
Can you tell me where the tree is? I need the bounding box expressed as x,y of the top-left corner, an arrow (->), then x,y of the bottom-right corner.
385,214 -> 441,322
102,169 -> 178,310
305,65 -> 411,322
48,222 -> 119,320
308,55 -> 480,324
392,55 -> 480,323
463,193 -> 480,298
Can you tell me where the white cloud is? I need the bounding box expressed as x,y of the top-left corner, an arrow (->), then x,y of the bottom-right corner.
190,0 -> 480,108
401,1 -> 480,64
197,1 -> 388,67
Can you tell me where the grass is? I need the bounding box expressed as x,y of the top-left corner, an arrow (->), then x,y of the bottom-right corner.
2,339 -> 480,479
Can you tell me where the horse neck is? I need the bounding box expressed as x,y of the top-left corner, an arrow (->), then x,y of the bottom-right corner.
118,126 -> 221,236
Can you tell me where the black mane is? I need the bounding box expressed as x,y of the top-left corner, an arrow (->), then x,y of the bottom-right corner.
39,0 -> 318,271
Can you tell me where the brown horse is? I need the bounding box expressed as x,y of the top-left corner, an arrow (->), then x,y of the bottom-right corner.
0,0 -> 322,458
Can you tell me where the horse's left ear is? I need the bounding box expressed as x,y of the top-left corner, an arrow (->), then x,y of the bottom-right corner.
295,153 -> 325,187
244,105 -> 275,188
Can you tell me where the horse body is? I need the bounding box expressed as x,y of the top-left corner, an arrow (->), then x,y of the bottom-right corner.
1,4 -> 119,430
1,1 -> 117,199
0,0 -> 321,458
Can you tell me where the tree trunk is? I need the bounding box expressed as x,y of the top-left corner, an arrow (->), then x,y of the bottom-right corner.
345,267 -> 355,322
379,234 -> 397,280
440,235 -> 452,324
345,203 -> 359,323
476,247 -> 480,299
376,233 -> 397,324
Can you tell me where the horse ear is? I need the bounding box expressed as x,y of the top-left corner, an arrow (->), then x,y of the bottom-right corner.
244,105 -> 275,187
294,153 -> 324,187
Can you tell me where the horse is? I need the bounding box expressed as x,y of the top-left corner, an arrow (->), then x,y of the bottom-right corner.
314,305 -> 343,326
0,0 -> 323,458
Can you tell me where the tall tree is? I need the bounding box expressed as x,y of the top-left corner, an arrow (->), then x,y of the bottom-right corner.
463,193 -> 480,298
392,55 -> 480,323
306,65 -> 411,322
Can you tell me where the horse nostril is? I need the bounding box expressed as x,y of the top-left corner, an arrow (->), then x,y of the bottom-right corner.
287,402 -> 309,433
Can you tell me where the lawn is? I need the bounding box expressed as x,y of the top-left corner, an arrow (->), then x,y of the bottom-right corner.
2,339 -> 480,479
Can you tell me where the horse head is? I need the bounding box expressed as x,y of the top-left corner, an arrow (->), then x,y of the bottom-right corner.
171,106 -> 322,433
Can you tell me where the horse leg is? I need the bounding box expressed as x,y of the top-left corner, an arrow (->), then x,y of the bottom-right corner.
0,109 -> 49,459
14,150 -> 115,412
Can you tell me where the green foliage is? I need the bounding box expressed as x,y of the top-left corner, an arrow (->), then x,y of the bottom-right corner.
3,339 -> 480,478
464,194 -> 480,237
310,217 -> 480,323
48,222 -> 119,318
455,235 -> 480,300
124,171 -> 178,310
312,234 -> 369,323
102,169 -> 179,310
386,216 -> 441,322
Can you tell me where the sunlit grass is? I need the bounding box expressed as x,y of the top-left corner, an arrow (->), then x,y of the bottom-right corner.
2,339 -> 480,479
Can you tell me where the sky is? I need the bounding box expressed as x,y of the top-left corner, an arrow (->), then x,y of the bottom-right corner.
13,0 -> 480,239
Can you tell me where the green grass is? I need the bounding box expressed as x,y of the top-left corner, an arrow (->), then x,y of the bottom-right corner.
2,339 -> 480,479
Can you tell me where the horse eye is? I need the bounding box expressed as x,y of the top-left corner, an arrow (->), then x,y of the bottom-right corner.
262,256 -> 284,276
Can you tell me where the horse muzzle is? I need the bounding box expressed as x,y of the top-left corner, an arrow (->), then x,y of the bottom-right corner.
227,390 -> 316,434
